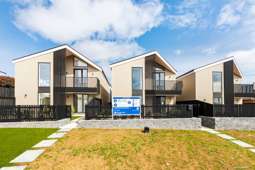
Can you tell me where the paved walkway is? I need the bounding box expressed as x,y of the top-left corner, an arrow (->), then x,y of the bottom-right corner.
0,118 -> 79,170
201,127 -> 255,153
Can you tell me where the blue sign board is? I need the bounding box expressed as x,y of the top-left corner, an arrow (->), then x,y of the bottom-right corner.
112,96 -> 141,116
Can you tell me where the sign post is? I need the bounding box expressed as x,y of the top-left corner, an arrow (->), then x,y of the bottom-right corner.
112,96 -> 141,119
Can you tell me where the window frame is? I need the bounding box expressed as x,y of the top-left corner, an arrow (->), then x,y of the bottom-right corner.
212,71 -> 222,93
131,67 -> 143,90
38,62 -> 51,87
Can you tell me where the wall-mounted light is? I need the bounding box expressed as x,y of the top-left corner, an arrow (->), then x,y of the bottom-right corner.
24,94 -> 27,98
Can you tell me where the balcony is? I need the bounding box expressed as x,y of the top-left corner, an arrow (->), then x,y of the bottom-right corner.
234,84 -> 255,97
60,77 -> 100,93
145,80 -> 182,96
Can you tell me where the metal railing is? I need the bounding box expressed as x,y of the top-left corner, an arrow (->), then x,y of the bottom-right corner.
212,104 -> 255,117
85,104 -> 193,120
0,105 -> 71,122
65,77 -> 99,88
145,80 -> 183,95
234,84 -> 255,95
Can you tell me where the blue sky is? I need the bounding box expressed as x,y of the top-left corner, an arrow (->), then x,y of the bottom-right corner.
1,0 -> 255,82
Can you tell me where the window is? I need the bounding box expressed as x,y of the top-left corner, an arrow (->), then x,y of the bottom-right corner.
38,93 -> 50,105
132,67 -> 143,90
212,72 -> 222,93
213,97 -> 222,104
74,58 -> 87,67
39,63 -> 50,87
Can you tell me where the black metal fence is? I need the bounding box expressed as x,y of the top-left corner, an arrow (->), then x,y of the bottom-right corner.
85,104 -> 193,120
0,105 -> 71,122
212,104 -> 255,117
85,105 -> 112,120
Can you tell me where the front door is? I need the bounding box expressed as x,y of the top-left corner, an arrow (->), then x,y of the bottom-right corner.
76,94 -> 88,113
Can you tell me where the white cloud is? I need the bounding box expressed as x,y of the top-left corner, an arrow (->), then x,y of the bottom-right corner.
166,0 -> 209,28
216,0 -> 246,27
227,48 -> 255,82
202,47 -> 216,56
73,40 -> 144,77
12,0 -> 164,79
13,0 -> 163,42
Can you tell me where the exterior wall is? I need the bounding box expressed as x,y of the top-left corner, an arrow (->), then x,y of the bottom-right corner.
111,58 -> 145,104
88,66 -> 111,104
176,73 -> 196,101
15,52 -> 54,105
79,118 -> 202,129
195,63 -> 224,104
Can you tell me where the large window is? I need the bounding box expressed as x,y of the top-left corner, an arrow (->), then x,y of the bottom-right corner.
38,93 -> 50,105
132,67 -> 143,90
212,71 -> 222,104
212,71 -> 222,93
39,63 -> 50,87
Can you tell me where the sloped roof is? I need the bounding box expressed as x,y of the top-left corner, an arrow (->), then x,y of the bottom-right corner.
177,57 -> 243,79
110,51 -> 177,74
12,44 -> 111,86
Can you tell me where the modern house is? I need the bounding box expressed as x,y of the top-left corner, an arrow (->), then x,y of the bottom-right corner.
0,73 -> 15,106
176,57 -> 255,115
110,51 -> 182,107
13,45 -> 111,113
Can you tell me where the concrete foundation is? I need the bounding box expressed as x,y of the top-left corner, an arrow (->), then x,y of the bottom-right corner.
201,116 -> 255,130
0,118 -> 70,128
78,118 -> 201,130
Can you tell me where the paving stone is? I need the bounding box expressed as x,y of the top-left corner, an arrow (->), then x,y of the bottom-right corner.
232,140 -> 254,148
10,149 -> 44,163
33,139 -> 57,148
60,122 -> 77,129
58,128 -> 72,132
201,128 -> 220,134
0,166 -> 27,170
48,132 -> 66,139
249,149 -> 255,153
216,134 -> 235,140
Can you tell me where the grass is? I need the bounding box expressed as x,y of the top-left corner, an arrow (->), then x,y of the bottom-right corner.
27,129 -> 255,170
0,128 -> 57,167
222,130 -> 255,146
71,115 -> 82,120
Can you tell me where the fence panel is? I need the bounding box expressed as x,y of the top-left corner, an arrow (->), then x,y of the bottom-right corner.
85,104 -> 193,120
0,105 -> 71,122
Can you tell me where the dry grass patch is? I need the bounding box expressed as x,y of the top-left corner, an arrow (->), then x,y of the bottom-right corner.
27,129 -> 255,170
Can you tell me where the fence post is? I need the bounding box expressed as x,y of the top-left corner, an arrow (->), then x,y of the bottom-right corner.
17,105 -> 21,121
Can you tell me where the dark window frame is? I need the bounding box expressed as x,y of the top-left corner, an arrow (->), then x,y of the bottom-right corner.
38,62 -> 51,87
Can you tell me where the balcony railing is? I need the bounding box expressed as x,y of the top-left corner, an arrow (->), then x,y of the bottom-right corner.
145,80 -> 182,95
62,77 -> 100,93
234,84 -> 255,97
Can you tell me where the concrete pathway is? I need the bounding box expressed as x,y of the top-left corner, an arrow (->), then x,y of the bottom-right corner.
201,127 -> 255,153
33,139 -> 57,148
48,132 -> 66,139
0,166 -> 27,170
10,150 -> 45,163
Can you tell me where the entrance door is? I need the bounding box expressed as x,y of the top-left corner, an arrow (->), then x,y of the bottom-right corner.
153,72 -> 165,90
76,94 -> 88,113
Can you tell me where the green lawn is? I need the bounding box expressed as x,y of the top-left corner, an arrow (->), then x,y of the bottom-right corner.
0,128 -> 57,167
